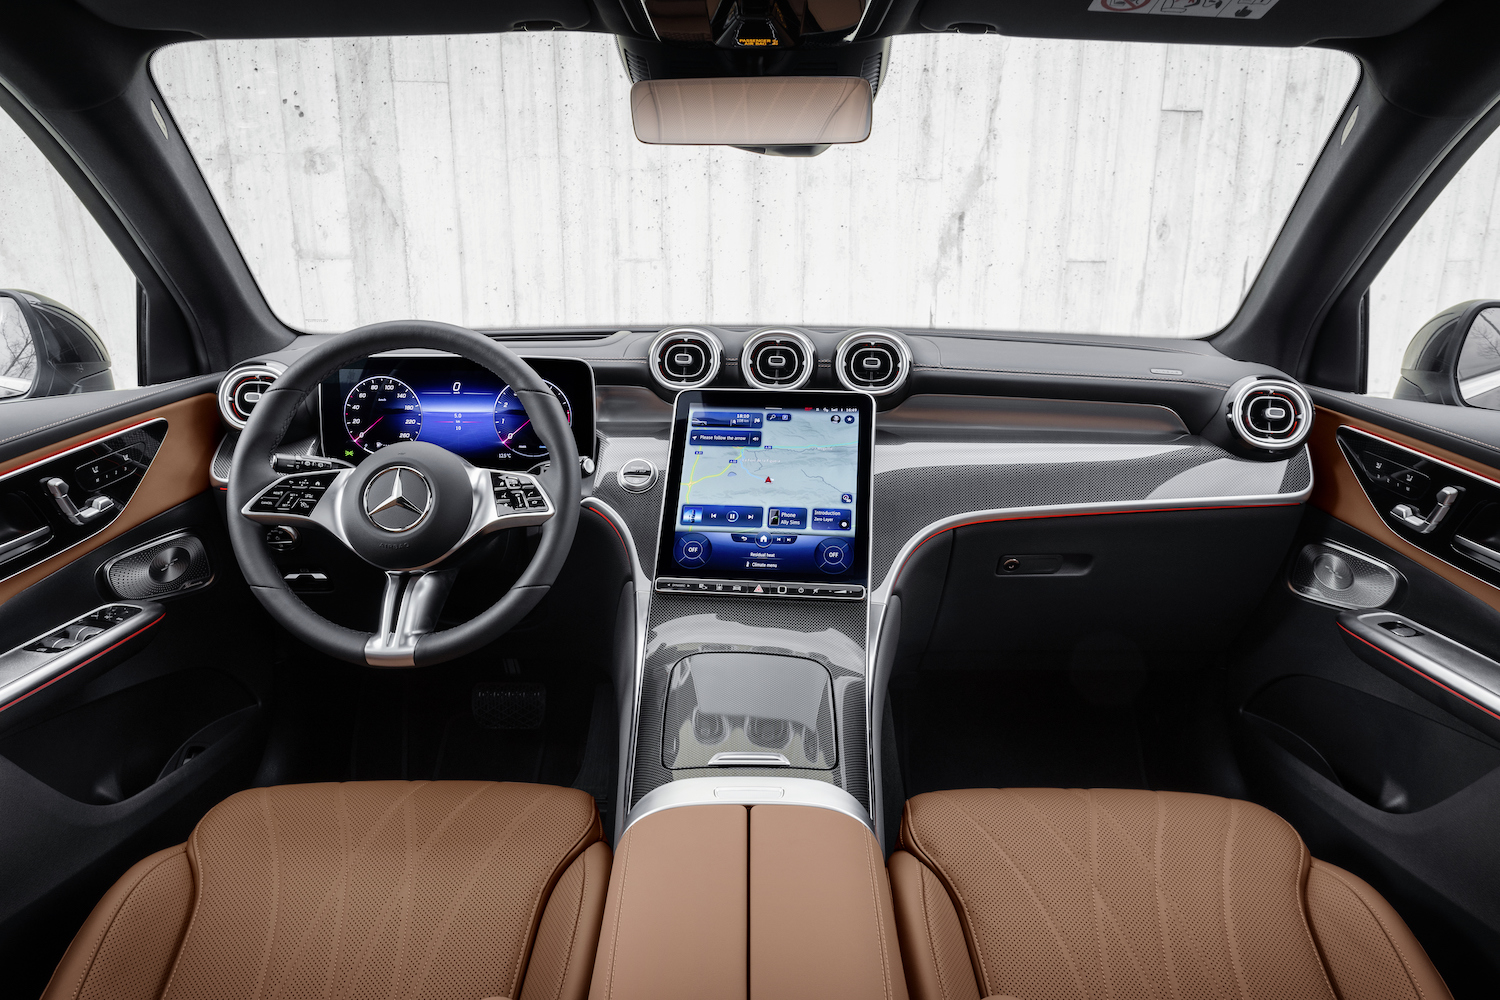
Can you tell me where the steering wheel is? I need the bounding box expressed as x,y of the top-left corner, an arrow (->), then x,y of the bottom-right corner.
227,321 -> 580,667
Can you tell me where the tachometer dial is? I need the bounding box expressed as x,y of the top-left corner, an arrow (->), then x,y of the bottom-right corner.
493,381 -> 572,459
344,376 -> 422,453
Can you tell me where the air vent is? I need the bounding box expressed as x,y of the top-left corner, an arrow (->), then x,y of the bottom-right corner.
835,330 -> 910,396
650,328 -> 722,390
217,364 -> 282,430
1228,378 -> 1313,451
741,329 -> 815,390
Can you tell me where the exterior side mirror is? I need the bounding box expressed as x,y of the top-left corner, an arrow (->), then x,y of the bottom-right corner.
0,289 -> 113,400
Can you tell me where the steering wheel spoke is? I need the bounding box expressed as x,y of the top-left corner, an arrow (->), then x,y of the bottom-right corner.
470,466 -> 556,536
366,570 -> 457,667
241,468 -> 356,542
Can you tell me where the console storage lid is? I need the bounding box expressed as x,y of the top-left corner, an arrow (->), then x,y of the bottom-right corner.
592,786 -> 906,1000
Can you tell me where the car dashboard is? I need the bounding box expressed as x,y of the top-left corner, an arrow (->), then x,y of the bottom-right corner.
213,323 -> 1315,839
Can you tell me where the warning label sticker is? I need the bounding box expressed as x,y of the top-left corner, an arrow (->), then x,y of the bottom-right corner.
1088,0 -> 1280,18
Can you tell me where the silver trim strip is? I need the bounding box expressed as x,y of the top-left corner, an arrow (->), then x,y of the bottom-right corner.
624,776 -> 873,834
0,602 -> 162,711
582,496 -> 652,844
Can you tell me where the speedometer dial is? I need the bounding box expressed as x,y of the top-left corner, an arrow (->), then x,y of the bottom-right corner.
493,382 -> 572,459
344,376 -> 422,453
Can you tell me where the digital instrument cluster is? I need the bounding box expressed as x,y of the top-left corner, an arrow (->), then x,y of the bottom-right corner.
319,356 -> 594,469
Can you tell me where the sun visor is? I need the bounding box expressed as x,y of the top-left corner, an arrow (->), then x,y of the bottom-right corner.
630,77 -> 872,147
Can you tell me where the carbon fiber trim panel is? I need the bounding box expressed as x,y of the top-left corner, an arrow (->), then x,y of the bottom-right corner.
587,434 -> 670,579
631,593 -> 869,810
870,443 -> 1311,587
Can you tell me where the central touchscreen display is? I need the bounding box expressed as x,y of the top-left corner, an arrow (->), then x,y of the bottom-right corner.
656,390 -> 873,599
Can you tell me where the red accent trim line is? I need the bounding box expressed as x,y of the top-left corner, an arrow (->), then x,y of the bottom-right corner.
1337,622 -> 1500,723
889,502 -> 1302,590
1339,424 -> 1500,487
585,504 -> 630,561
0,417 -> 162,478
0,614 -> 164,714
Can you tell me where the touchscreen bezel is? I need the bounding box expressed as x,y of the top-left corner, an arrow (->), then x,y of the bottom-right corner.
655,389 -> 874,595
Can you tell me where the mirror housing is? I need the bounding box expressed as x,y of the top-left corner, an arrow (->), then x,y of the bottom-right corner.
631,77 -> 872,153
0,290 -> 114,400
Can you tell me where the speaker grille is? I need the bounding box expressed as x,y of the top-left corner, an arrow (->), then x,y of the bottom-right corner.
742,329 -> 814,389
1229,378 -> 1312,451
103,532 -> 212,600
649,328 -> 722,390
836,331 -> 909,395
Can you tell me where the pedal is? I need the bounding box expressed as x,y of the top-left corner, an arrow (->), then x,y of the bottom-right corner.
472,681 -> 546,730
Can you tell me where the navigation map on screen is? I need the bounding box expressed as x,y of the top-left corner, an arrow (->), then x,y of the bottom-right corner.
667,402 -> 863,580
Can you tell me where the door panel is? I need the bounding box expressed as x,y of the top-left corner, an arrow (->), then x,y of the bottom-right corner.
0,391 -> 219,605
0,383 -> 270,998
1233,390 -> 1500,996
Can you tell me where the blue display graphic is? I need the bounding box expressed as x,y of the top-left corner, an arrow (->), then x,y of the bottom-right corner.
670,404 -> 859,578
340,372 -> 571,461
673,531 -> 852,575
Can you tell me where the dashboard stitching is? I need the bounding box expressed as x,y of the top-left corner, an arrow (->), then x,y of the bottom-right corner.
914,364 -> 1230,389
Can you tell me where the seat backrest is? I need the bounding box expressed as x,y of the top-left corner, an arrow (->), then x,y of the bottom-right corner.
42,780 -> 608,1000
890,787 -> 1451,1000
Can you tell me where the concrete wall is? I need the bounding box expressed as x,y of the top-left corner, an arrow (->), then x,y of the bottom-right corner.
149,32 -> 1358,340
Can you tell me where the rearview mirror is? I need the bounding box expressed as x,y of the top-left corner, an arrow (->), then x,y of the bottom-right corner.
0,290 -> 114,400
631,77 -> 872,153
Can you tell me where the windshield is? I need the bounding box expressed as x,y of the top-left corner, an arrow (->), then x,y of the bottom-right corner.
151,33 -> 1357,338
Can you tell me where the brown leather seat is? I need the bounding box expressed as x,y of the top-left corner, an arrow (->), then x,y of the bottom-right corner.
889,788 -> 1452,1000
41,781 -> 610,1000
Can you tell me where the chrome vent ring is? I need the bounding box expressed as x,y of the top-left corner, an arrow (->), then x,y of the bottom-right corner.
741,329 -> 815,390
1228,378 -> 1313,451
650,328 -> 722,390
835,330 -> 910,395
218,364 -> 282,429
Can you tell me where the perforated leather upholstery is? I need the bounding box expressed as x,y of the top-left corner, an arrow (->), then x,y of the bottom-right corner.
41,781 -> 608,1000
891,788 -> 1451,1000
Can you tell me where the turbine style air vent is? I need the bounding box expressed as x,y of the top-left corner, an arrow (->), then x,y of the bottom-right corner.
1228,378 -> 1313,451
741,329 -> 815,390
835,330 -> 911,396
650,328 -> 722,390
217,364 -> 282,429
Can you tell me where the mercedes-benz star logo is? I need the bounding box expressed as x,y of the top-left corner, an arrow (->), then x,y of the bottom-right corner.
363,466 -> 432,532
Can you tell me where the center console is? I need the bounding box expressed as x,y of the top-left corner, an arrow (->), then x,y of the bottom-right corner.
627,389 -> 875,826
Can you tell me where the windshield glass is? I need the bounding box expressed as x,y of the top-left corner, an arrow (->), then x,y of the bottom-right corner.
151,33 -> 1357,337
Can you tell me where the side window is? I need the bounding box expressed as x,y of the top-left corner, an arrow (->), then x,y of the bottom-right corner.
1368,123 -> 1500,403
0,108 -> 138,395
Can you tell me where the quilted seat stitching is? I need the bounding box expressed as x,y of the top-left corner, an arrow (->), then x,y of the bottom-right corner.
919,791 -> 1088,997
1316,865 -> 1427,1000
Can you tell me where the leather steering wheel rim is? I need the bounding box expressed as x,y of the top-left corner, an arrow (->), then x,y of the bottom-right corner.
227,320 -> 581,667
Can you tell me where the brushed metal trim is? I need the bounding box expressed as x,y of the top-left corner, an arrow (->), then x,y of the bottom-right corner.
835,330 -> 911,396
623,775 -> 872,834
648,328 -> 723,392
740,329 -> 817,390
